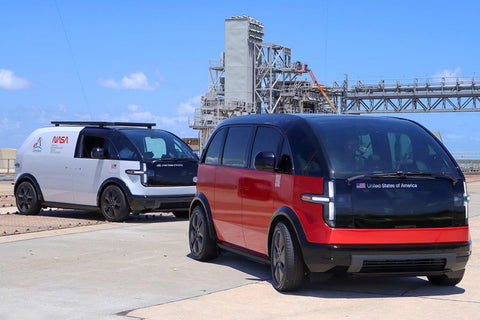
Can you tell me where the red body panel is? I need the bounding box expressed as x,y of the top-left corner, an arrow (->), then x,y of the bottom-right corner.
323,226 -> 469,245
199,164 -> 469,254
208,166 -> 245,247
241,169 -> 276,254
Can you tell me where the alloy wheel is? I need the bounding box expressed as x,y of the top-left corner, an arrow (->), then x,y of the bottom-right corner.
190,211 -> 205,255
272,228 -> 286,284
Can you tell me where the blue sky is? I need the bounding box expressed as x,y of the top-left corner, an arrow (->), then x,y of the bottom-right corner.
1,0 -> 479,152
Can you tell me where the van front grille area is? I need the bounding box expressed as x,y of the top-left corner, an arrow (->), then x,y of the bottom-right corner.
359,258 -> 447,273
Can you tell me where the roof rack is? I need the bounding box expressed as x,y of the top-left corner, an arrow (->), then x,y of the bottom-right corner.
51,121 -> 156,129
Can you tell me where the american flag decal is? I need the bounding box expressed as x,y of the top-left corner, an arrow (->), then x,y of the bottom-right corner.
356,182 -> 366,189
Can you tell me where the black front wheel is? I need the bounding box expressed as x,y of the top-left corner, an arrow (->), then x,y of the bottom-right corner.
189,205 -> 217,261
15,181 -> 41,215
270,222 -> 305,291
100,185 -> 129,222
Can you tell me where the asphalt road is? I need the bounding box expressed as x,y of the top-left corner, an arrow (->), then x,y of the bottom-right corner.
0,181 -> 478,320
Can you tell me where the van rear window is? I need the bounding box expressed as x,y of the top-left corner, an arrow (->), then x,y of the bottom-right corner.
308,117 -> 460,179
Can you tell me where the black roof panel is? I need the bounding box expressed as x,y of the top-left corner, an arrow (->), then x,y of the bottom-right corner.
217,113 -> 408,130
51,121 -> 156,129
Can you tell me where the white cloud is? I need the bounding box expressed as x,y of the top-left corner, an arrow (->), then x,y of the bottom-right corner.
58,104 -> 67,113
433,68 -> 462,79
0,117 -> 20,130
445,133 -> 480,143
115,105 -> 177,127
0,69 -> 31,90
127,104 -> 140,112
98,72 -> 158,90
63,96 -> 201,139
175,95 -> 201,116
90,98 -> 199,137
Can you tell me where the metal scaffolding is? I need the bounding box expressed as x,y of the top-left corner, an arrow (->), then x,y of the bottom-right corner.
189,16 -> 480,152
253,43 -> 335,114
339,76 -> 480,113
189,16 -> 336,151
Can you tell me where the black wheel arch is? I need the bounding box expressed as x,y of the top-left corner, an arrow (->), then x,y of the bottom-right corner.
14,174 -> 44,202
268,206 -> 308,258
96,178 -> 132,209
189,193 -> 218,242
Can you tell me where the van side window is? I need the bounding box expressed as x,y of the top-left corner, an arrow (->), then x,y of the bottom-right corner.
277,139 -> 294,174
285,123 -> 328,177
222,126 -> 252,168
105,140 -> 118,160
251,126 -> 283,168
79,135 -> 113,159
113,136 -> 139,161
204,128 -> 227,165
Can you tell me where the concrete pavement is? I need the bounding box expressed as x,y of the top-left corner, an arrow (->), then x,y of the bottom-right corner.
0,220 -> 271,320
0,180 -> 478,320
128,217 -> 480,320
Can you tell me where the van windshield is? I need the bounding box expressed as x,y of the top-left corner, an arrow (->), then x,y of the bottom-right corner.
121,129 -> 197,161
307,117 -> 460,179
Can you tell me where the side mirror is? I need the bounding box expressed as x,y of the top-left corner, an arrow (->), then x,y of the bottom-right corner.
91,147 -> 105,159
254,152 -> 275,172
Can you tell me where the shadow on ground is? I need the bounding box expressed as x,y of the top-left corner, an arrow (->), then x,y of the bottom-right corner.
1,209 -> 184,236
28,209 -> 183,223
192,250 -> 466,299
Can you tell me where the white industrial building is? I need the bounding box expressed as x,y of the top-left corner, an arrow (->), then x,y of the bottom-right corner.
189,15 -> 336,151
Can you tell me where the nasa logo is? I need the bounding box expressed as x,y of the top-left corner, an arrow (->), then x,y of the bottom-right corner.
52,136 -> 69,144
33,137 -> 42,152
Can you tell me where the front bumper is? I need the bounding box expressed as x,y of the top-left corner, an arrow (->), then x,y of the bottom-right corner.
127,194 -> 194,213
302,241 -> 471,276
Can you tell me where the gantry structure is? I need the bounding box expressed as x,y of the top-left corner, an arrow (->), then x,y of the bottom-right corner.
189,15 -> 480,151
189,16 -> 335,151
337,76 -> 480,114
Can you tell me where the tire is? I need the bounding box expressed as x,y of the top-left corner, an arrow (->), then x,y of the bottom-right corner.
172,210 -> 189,218
100,185 -> 130,222
15,181 -> 41,215
427,269 -> 465,286
270,222 -> 305,291
189,205 -> 218,261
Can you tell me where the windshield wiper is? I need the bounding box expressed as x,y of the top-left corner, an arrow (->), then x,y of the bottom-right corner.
346,173 -> 400,184
400,172 -> 458,185
346,171 -> 457,185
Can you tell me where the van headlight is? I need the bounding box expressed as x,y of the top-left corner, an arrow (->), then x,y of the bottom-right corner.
301,180 -> 336,227
125,163 -> 147,184
464,180 -> 470,219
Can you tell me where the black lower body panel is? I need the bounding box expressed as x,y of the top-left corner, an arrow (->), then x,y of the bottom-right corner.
128,195 -> 194,213
302,241 -> 471,276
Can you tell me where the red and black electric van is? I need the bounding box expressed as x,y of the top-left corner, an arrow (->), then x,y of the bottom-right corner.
188,114 -> 471,291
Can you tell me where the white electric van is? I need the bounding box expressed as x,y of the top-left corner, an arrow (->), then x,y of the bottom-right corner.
14,121 -> 198,221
